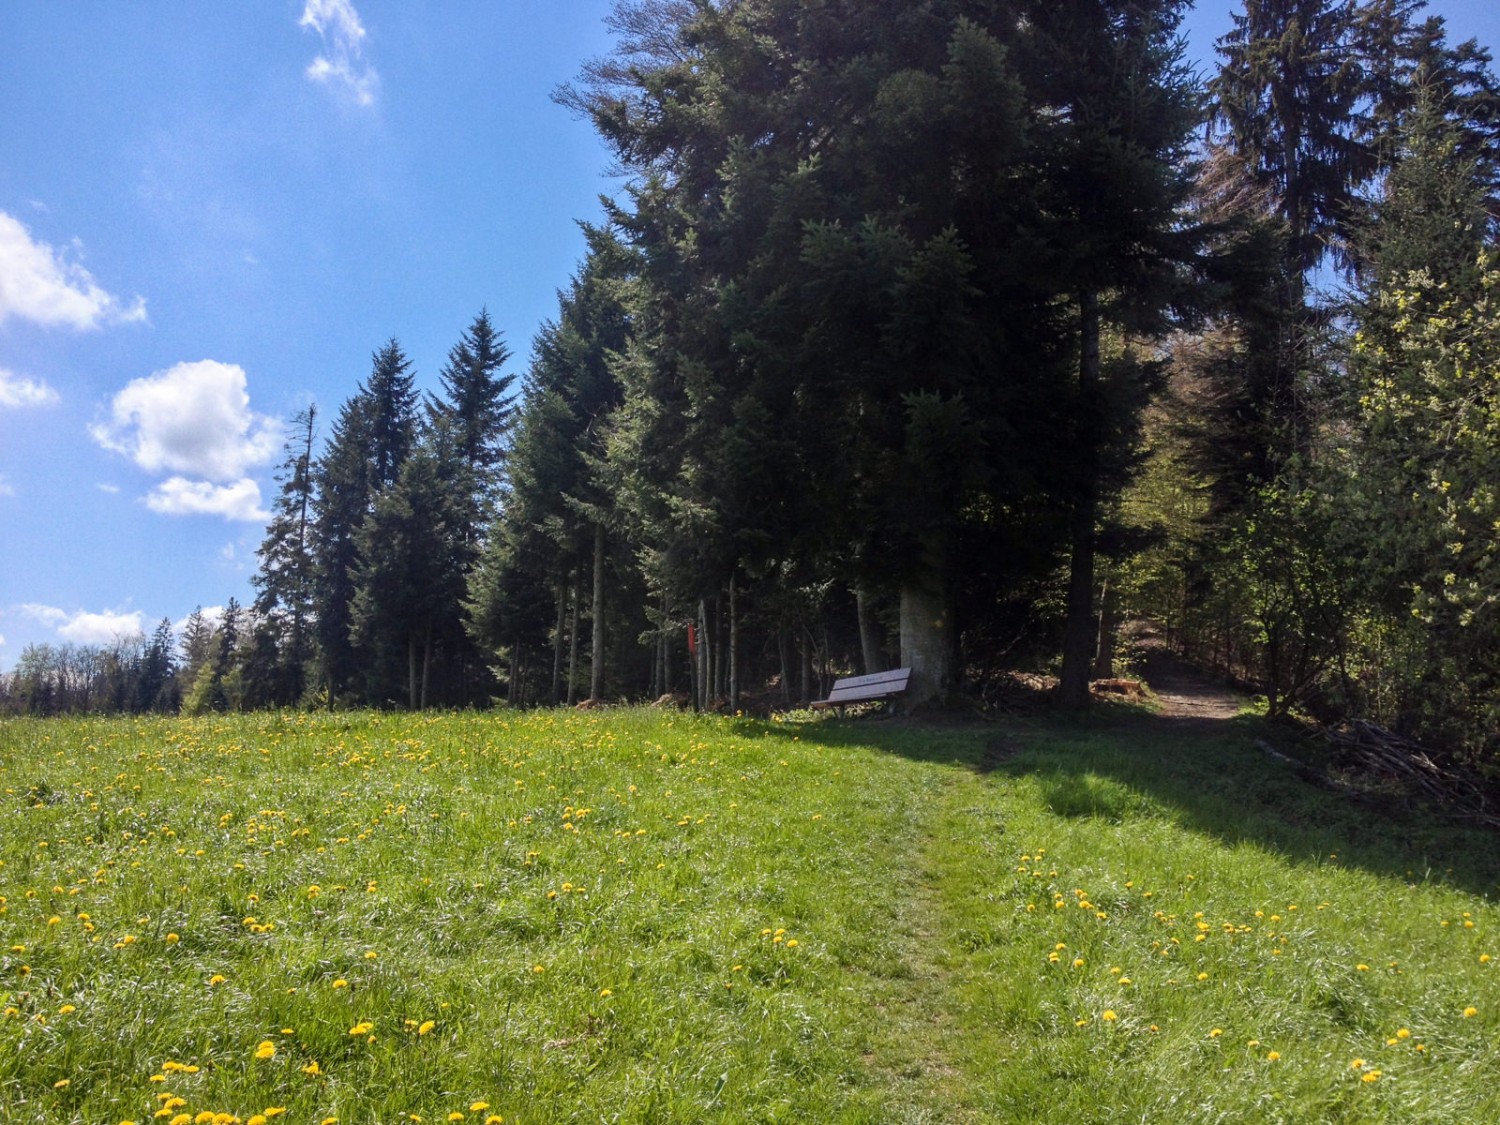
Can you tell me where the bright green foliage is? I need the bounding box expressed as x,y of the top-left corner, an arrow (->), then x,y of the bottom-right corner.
1345,256 -> 1500,754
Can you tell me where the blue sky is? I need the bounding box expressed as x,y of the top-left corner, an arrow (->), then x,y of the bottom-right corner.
1,0 -> 1497,670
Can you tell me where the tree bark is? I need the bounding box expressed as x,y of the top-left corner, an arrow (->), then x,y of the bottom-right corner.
421,622 -> 432,710
590,522 -> 605,701
1058,288 -> 1101,710
1093,579 -> 1118,680
551,581 -> 567,705
567,575 -> 579,706
856,586 -> 885,675
728,575 -> 739,712
899,546 -> 954,709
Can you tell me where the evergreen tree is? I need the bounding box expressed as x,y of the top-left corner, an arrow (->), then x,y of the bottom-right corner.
351,421 -> 471,708
251,406 -> 318,705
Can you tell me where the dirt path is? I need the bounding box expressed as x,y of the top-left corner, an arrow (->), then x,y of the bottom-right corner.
1133,634 -> 1250,721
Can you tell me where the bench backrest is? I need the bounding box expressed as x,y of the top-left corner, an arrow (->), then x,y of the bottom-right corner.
825,667 -> 911,704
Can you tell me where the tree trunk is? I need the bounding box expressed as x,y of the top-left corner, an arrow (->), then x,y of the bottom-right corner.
1058,288 -> 1101,710
567,575 -> 579,706
856,586 -> 885,676
698,598 -> 710,711
590,523 -> 605,702
1093,579 -> 1118,681
420,622 -> 432,710
728,575 -> 739,713
899,539 -> 954,708
408,633 -> 418,710
551,581 -> 567,705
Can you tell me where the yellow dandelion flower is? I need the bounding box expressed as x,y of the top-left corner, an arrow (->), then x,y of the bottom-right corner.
1350,1058 -> 1366,1070
255,1040 -> 276,1060
448,1116 -> 464,1123
598,989 -> 612,998
53,1079 -> 70,1088
302,1060 -> 323,1075
58,1004 -> 76,1014
1464,1006 -> 1479,1017
1356,964 -> 1370,972
1209,1028 -> 1222,1038
1361,1070 -> 1381,1083
469,1105 -> 489,1113
418,1020 -> 436,1035
485,1118 -> 503,1125
1396,1028 -> 1411,1040
248,1118 -> 268,1125
1101,1010 -> 1118,1021
1267,1051 -> 1281,1061
166,933 -> 180,944
364,951 -> 377,960
331,979 -> 347,989
263,1112 -> 285,1120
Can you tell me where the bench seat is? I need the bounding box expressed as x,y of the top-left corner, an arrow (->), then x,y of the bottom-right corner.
810,667 -> 912,710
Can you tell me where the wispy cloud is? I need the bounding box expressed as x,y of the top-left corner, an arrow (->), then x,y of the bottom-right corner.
0,475 -> 14,498
21,604 -> 146,645
0,367 -> 60,409
0,210 -> 147,330
91,360 -> 280,482
300,0 -> 379,107
145,477 -> 268,523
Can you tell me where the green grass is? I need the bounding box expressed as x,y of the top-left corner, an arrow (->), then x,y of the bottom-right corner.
2,707 -> 1498,1123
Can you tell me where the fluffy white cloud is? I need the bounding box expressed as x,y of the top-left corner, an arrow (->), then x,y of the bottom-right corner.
22,604 -> 146,645
173,605 -> 224,636
0,210 -> 147,330
91,360 -> 280,482
146,476 -> 268,522
300,0 -> 379,106
0,367 -> 60,408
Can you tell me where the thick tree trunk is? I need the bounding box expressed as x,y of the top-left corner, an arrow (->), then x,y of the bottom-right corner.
1058,289 -> 1101,710
899,550 -> 954,709
590,523 -> 605,701
856,586 -> 885,675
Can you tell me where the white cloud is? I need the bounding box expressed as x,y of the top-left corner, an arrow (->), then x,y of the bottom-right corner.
146,476 -> 268,522
91,360 -> 280,482
0,367 -> 60,408
0,210 -> 147,330
300,0 -> 379,106
173,605 -> 224,636
97,482 -> 121,494
21,604 -> 145,645
0,475 -> 13,498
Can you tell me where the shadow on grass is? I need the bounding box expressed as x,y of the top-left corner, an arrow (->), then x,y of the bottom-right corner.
734,706 -> 1500,900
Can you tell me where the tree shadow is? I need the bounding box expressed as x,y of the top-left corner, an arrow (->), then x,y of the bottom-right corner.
732,707 -> 1500,900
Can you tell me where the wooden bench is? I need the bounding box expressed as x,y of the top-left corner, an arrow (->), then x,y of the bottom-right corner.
810,668 -> 912,712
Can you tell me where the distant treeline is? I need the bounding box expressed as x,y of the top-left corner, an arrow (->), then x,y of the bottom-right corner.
5,1 -> 1498,765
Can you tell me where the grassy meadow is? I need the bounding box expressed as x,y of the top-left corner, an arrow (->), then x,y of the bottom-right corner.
2,704 -> 1499,1123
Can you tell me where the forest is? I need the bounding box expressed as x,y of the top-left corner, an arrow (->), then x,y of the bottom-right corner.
3,0 -> 1498,767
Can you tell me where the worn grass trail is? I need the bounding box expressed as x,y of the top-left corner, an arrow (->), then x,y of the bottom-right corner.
3,706 -> 1500,1123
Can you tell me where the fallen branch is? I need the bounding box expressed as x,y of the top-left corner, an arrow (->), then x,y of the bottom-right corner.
1323,720 -> 1500,828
